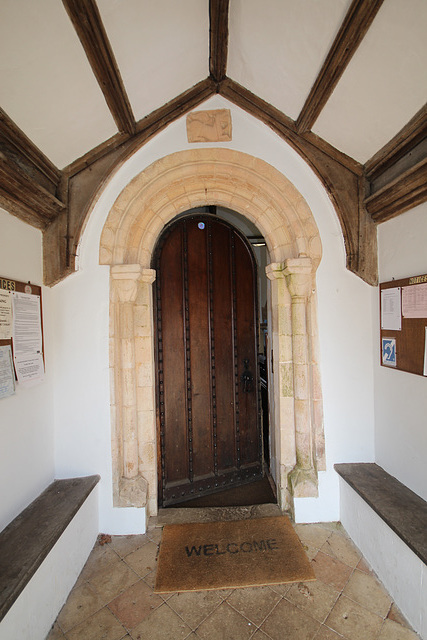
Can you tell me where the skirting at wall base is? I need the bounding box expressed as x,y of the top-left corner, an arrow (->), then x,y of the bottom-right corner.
339,479 -> 427,639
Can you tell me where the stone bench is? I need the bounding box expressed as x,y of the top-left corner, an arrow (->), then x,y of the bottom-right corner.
334,462 -> 427,565
335,462 -> 427,638
0,475 -> 100,639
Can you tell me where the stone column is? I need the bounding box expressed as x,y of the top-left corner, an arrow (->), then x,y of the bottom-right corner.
111,264 -> 148,508
284,257 -> 318,498
266,262 -> 295,511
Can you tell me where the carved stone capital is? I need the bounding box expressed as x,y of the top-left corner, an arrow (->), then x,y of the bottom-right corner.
265,262 -> 285,281
283,257 -> 313,299
117,475 -> 148,508
111,264 -> 143,304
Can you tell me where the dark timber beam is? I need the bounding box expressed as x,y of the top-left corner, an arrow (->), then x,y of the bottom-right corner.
365,158 -> 427,223
62,0 -> 136,135
43,78 -> 216,285
219,78 -> 377,285
209,0 -> 229,83
0,107 -> 65,228
296,0 -> 385,133
363,104 -> 427,221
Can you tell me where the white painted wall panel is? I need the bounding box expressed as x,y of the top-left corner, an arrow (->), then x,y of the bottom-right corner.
98,0 -> 209,121
313,0 -> 427,163
375,203 -> 427,501
0,210 -> 55,531
0,0 -> 117,168
228,0 -> 351,120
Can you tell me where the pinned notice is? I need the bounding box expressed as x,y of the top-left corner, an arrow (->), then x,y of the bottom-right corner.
0,290 -> 12,340
11,291 -> 44,384
0,345 -> 15,399
381,287 -> 401,330
402,283 -> 427,319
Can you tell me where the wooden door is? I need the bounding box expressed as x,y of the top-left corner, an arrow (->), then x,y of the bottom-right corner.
154,215 -> 262,506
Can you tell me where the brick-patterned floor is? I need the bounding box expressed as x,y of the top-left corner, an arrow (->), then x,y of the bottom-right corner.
46,520 -> 420,640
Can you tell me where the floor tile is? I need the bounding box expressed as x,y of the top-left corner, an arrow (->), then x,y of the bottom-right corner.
313,626 -> 345,639
311,551 -> 353,591
56,582 -> 104,633
89,559 -> 141,602
108,579 -> 163,629
124,540 -> 159,577
227,585 -> 281,626
129,602 -> 192,640
377,618 -> 421,640
65,607 -> 127,640
196,601 -> 255,639
294,524 -> 332,551
78,544 -> 122,582
320,532 -> 361,568
356,556 -> 372,575
167,590 -> 223,629
285,579 -> 340,623
250,630 -> 274,639
343,568 -> 392,617
387,602 -> 412,628
45,622 -> 65,639
260,598 -> 320,640
108,534 -> 150,558
267,582 -> 293,597
325,594 -> 384,640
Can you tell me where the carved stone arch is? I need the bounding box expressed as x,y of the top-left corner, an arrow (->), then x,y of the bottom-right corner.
101,148 -> 325,517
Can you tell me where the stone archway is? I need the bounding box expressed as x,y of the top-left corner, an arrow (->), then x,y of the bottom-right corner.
100,148 -> 325,517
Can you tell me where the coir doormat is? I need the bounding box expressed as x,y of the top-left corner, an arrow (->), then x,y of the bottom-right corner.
154,515 -> 315,592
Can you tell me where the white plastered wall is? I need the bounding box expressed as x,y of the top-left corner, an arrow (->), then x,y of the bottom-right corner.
0,209 -> 55,531
375,202 -> 427,501
51,95 -> 376,532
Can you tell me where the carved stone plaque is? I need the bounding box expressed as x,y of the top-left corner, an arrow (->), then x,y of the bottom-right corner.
186,109 -> 232,143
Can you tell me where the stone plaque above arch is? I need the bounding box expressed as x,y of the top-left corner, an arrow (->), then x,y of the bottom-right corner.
101,148 -> 325,516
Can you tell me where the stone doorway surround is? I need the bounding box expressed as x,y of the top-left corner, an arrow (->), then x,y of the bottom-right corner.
99,148 -> 325,517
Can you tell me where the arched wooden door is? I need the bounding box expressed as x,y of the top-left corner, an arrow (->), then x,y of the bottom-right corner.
153,215 -> 262,506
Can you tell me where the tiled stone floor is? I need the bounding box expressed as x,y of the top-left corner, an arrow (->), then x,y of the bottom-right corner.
46,518 -> 421,640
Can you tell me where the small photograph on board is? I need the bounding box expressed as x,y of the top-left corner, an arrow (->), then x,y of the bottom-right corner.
382,337 -> 397,367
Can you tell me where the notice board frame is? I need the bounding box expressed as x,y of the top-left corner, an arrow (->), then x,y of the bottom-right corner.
0,276 -> 44,372
380,274 -> 427,376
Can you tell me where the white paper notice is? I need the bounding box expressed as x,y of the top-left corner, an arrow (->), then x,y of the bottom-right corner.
402,283 -> 427,319
0,291 -> 12,340
381,287 -> 402,330
11,292 -> 44,384
0,345 -> 15,399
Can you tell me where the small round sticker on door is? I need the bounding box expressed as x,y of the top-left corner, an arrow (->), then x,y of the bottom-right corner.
198,222 -> 205,230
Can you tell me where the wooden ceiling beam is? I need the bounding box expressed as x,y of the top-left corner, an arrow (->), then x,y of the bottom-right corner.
0,107 -> 65,228
62,0 -> 136,136
44,78 -> 217,285
365,104 -> 427,182
219,78 -> 377,285
365,158 -> 427,223
296,0 -> 385,133
209,0 -> 229,84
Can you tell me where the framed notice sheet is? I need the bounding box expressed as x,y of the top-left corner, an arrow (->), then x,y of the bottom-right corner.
380,274 -> 427,376
0,276 -> 44,388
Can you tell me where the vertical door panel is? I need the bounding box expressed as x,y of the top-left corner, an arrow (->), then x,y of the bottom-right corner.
155,216 -> 261,506
158,225 -> 188,485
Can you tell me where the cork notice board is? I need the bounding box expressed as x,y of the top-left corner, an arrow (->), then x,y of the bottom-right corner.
0,276 -> 44,381
380,274 -> 427,376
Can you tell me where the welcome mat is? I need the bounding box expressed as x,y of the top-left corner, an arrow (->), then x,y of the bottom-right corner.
154,515 -> 315,593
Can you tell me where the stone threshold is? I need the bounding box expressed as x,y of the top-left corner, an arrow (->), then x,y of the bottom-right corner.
149,503 -> 282,528
335,463 -> 427,566
0,475 -> 100,622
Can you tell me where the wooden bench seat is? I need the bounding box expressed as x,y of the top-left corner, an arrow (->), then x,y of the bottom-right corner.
334,463 -> 427,566
0,475 -> 100,622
